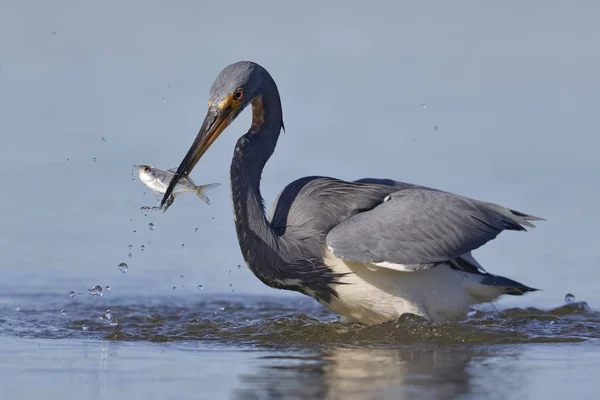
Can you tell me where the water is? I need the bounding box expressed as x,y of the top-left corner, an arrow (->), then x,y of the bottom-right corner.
88,285 -> 104,297
1,291 -> 599,399
3,0 -> 600,398
118,263 -> 128,274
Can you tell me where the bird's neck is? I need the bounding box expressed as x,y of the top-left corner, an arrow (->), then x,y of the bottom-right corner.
229,89 -> 290,290
229,89 -> 343,303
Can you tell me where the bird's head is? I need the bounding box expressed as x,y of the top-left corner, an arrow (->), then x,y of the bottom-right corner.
160,61 -> 276,207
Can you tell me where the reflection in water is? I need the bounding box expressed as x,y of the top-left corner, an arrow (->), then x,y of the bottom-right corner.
99,342 -> 110,399
1,292 -> 598,399
235,347 -> 502,400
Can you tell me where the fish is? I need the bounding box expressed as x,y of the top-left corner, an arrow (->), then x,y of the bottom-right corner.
135,164 -> 219,213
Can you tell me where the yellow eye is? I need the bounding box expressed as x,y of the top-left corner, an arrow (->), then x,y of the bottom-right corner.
233,88 -> 243,101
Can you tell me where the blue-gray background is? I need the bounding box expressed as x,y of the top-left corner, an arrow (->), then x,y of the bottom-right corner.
1,0 -> 598,309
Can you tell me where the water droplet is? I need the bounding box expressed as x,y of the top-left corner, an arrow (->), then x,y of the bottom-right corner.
162,98 -> 167,103
133,230 -> 137,234
420,102 -> 427,109
181,284 -> 184,288
220,307 -> 225,311
181,244 -> 185,249
180,275 -> 184,279
232,289 -> 236,293
109,318 -> 118,326
77,293 -> 82,297
237,264 -> 242,270
66,157 -> 70,161
229,283 -> 232,287
132,178 -> 136,183
128,244 -> 133,249
128,253 -> 132,258
172,286 -> 176,290
434,125 -> 438,131
152,285 -> 156,290
105,285 -> 111,291
61,309 -> 66,315
105,309 -> 112,319
228,269 -> 231,274
140,245 -> 145,251
194,227 -> 198,232
197,283 -> 203,290
93,157 -> 98,162
69,291 -> 76,298
565,293 -> 575,304
88,285 -> 103,296
82,324 -> 88,331
118,263 -> 128,274
101,137 -> 106,143
148,222 -> 155,231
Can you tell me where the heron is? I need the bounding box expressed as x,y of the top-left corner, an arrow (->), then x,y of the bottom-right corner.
161,61 -> 543,325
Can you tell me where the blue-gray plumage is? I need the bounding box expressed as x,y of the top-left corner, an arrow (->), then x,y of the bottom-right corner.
161,61 -> 544,325
326,189 -> 541,270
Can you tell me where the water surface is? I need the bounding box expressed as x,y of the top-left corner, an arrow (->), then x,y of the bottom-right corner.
2,290 -> 599,399
2,1 -> 600,398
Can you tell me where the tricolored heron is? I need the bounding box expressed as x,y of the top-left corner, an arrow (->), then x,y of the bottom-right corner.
161,61 -> 543,325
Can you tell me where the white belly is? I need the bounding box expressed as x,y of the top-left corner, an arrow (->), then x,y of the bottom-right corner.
319,249 -> 478,324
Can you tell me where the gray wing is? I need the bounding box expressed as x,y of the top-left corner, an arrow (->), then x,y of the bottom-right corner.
326,188 -> 543,271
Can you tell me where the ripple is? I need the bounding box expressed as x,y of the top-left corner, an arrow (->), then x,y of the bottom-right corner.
1,293 -> 598,347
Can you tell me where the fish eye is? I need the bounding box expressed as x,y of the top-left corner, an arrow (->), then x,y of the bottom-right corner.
233,88 -> 243,101
143,166 -> 150,172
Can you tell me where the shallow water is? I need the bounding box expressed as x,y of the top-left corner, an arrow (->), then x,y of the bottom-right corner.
3,1 -> 600,398
2,291 -> 599,399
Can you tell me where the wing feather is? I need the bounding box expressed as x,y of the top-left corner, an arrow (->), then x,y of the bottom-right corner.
326,188 -> 540,270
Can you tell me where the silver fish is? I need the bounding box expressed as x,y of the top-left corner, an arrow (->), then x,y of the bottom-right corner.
135,164 -> 219,212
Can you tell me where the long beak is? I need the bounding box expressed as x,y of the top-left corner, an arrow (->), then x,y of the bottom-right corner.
160,104 -> 234,207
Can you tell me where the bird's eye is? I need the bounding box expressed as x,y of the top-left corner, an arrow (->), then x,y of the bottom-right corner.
233,88 -> 243,101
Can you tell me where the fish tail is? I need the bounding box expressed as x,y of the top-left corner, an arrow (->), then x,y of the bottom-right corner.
195,183 -> 220,205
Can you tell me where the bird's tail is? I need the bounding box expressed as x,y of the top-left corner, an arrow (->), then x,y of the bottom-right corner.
195,183 -> 220,205
459,270 -> 539,303
451,254 -> 539,303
